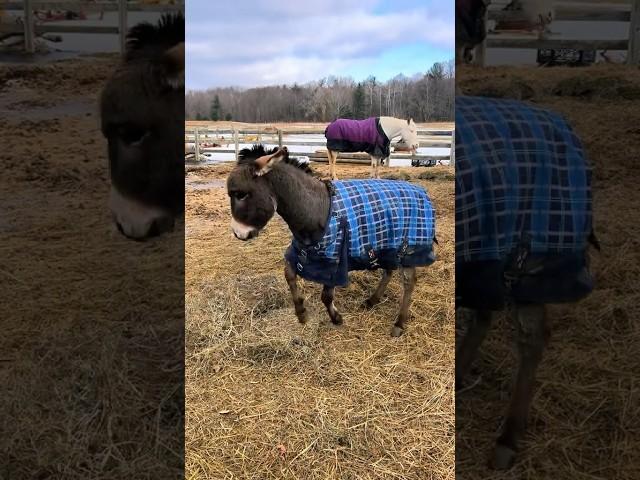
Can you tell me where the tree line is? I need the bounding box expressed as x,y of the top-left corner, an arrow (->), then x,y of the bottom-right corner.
185,60 -> 455,123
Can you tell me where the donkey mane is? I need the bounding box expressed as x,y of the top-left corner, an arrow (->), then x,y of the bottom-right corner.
238,144 -> 314,175
125,12 -> 184,61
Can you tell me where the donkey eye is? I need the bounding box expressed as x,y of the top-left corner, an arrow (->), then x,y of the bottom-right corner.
233,191 -> 249,201
117,124 -> 149,146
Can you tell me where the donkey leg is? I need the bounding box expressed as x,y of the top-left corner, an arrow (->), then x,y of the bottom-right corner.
492,303 -> 548,470
455,308 -> 492,389
284,262 -> 307,323
392,267 -> 416,337
362,268 -> 394,308
321,285 -> 343,325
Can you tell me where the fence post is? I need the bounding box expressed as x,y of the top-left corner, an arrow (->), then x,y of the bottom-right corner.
476,6 -> 489,66
24,0 -> 35,54
277,129 -> 283,148
194,128 -> 200,162
450,129 -> 455,167
629,0 -> 640,65
234,127 -> 239,161
118,0 -> 128,55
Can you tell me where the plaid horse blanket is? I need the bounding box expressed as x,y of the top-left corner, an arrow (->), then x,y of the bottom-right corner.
456,96 -> 594,308
456,97 -> 593,309
325,117 -> 391,158
285,180 -> 436,287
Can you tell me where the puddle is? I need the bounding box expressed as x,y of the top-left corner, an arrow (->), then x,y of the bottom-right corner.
0,96 -> 96,120
185,179 -> 225,190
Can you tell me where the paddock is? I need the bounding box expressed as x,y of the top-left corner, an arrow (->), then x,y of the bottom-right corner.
474,0 -> 640,66
185,120 -> 455,168
185,149 -> 455,477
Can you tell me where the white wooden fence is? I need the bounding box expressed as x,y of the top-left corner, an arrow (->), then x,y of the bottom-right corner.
0,0 -> 183,53
477,0 -> 640,65
185,125 -> 455,167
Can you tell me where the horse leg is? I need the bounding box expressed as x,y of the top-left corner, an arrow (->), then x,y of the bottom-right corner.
328,150 -> 338,180
392,267 -> 416,337
321,285 -> 343,325
284,262 -> 307,323
362,268 -> 393,308
491,303 -> 548,470
369,155 -> 377,178
455,308 -> 492,389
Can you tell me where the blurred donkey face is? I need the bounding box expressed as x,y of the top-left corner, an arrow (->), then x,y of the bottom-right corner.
100,16 -> 184,241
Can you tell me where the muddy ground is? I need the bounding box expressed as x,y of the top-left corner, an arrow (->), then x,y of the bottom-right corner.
1,56 -> 184,478
185,162 -> 455,479
456,64 -> 640,479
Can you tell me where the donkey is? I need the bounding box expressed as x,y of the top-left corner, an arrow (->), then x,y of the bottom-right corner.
325,117 -> 419,180
100,13 -> 185,240
227,145 -> 437,336
456,96 -> 597,469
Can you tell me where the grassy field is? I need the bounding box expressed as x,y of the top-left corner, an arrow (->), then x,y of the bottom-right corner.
185,161 -> 455,479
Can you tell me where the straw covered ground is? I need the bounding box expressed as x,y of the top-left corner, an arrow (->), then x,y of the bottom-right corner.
185,161 -> 455,479
1,56 -> 184,478
455,64 -> 640,479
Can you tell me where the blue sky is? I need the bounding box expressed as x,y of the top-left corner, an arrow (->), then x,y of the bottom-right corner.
186,0 -> 454,90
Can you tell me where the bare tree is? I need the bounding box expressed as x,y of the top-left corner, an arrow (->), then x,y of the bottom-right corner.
185,60 -> 455,122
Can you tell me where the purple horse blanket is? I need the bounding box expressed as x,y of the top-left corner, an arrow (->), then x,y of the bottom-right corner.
325,117 -> 391,158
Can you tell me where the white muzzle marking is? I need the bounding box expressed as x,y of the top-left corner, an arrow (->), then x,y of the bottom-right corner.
231,217 -> 256,240
109,186 -> 168,239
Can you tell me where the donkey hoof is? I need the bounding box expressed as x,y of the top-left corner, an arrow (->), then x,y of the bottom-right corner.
361,297 -> 378,309
490,443 -> 517,470
296,308 -> 308,324
391,325 -> 404,337
331,313 -> 343,326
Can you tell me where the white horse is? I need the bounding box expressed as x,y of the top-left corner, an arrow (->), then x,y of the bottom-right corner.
326,116 -> 420,180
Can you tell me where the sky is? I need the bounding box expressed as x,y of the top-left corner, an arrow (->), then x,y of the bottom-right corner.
186,0 -> 454,90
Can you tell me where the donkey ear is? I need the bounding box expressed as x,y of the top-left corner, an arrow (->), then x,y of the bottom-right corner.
255,147 -> 286,176
161,42 -> 184,89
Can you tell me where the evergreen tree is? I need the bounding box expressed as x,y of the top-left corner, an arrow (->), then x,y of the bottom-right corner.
210,95 -> 221,121
352,82 -> 366,119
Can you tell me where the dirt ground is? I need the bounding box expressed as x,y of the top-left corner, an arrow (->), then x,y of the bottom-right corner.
185,162 -> 455,479
1,56 -> 184,478
456,64 -> 640,479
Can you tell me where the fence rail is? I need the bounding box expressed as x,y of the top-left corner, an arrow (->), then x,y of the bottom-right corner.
479,0 -> 640,65
1,0 -> 183,53
184,124 -> 455,167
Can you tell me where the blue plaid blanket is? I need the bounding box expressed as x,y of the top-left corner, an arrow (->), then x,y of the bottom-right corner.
456,96 -> 594,307
285,180 -> 436,287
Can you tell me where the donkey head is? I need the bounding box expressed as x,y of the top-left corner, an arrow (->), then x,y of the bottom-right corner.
226,145 -> 289,240
100,13 -> 185,240
402,118 -> 419,153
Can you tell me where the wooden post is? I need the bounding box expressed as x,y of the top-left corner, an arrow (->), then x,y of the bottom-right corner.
277,129 -> 283,148
629,0 -> 640,65
233,127 -> 239,161
23,0 -> 35,54
476,6 -> 489,66
450,129 -> 455,167
194,128 -> 200,162
118,0 -> 128,55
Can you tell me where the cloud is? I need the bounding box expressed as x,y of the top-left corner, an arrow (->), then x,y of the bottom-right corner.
186,0 -> 454,89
